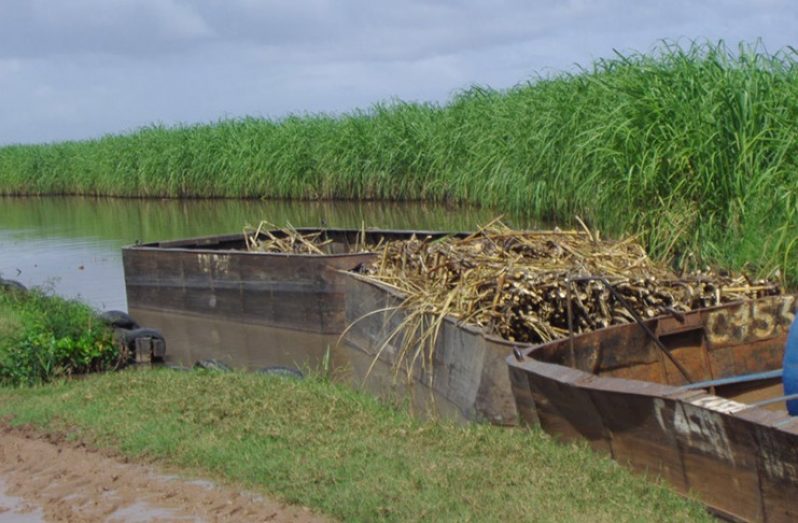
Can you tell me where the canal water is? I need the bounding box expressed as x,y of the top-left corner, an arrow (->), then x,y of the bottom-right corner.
0,196 -> 532,311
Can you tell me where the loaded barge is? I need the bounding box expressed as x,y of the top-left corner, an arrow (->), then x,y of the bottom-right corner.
507,294 -> 798,522
122,227 -> 465,371
123,226 -> 523,424
124,224 -> 798,518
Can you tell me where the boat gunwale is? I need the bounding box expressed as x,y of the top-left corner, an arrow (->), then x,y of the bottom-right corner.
506,294 -> 798,431
123,244 -> 375,260
122,227 -> 472,258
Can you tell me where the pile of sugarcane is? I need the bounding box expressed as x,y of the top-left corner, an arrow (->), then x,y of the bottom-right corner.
358,220 -> 781,344
245,220 -> 781,345
244,221 -> 365,255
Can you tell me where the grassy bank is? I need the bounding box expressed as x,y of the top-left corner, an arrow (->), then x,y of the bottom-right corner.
1,41 -> 797,281
0,287 -> 119,385
0,370 -> 709,522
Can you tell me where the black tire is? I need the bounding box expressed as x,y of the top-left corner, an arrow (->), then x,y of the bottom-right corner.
117,327 -> 167,361
255,366 -> 304,380
99,310 -> 140,330
193,359 -> 232,372
0,278 -> 26,293
119,327 -> 165,347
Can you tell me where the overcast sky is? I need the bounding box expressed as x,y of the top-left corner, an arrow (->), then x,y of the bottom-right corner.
0,0 -> 794,145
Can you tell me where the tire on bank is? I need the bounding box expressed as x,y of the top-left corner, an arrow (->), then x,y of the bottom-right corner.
193,359 -> 232,372
99,310 -> 140,330
0,278 -> 27,293
116,327 -> 166,363
255,366 -> 304,380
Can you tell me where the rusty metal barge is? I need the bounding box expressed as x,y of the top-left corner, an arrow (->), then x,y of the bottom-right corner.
340,273 -> 521,425
122,228 -> 461,371
507,294 -> 798,522
122,226 -> 523,424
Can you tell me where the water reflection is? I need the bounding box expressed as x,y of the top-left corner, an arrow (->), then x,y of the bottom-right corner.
0,196 -> 538,310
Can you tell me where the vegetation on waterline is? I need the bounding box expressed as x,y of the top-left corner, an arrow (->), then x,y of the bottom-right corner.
0,286 -> 119,385
1,40 -> 797,281
0,370 -> 710,522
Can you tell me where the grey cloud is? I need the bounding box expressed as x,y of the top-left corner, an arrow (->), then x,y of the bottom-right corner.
0,1 -> 796,144
2,1 -> 792,63
0,0 -> 213,58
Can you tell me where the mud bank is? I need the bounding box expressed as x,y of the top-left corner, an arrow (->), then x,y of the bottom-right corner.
0,427 -> 329,522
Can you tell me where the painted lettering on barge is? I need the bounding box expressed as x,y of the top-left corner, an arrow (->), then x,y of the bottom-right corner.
654,396 -> 747,463
705,295 -> 796,346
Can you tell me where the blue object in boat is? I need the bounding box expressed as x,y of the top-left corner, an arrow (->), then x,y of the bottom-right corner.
783,315 -> 798,415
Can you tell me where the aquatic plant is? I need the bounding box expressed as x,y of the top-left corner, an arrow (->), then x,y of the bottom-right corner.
1,40 -> 797,282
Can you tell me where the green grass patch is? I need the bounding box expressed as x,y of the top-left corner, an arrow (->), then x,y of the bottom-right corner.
0,288 -> 119,385
0,301 -> 21,339
1,41 -> 797,284
0,370 -> 709,522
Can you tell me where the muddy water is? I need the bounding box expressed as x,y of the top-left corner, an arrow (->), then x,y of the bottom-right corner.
0,196 -> 534,311
0,479 -> 45,523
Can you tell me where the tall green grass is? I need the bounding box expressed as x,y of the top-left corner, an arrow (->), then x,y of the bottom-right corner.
1,41 -> 797,281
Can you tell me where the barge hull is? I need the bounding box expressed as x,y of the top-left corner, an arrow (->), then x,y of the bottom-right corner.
341,273 -> 520,425
508,295 -> 798,522
123,228 -> 462,370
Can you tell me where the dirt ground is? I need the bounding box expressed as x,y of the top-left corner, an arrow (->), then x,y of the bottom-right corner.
0,427 -> 329,522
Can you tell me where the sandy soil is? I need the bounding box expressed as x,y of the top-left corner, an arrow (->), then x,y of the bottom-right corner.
0,427 -> 329,522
